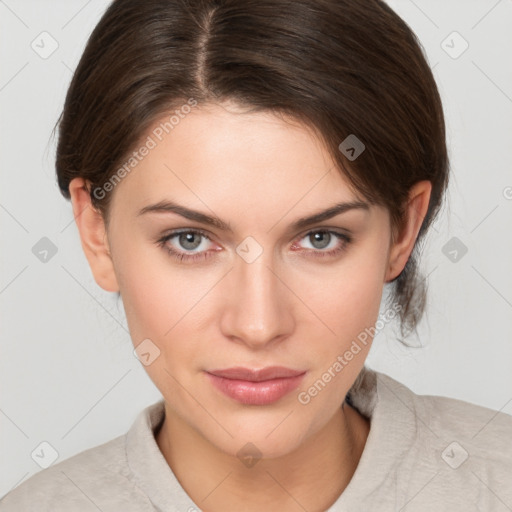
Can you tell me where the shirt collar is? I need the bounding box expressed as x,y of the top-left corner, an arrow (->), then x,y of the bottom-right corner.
125,398 -> 199,511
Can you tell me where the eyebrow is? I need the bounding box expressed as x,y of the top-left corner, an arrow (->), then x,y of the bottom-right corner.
137,199 -> 370,233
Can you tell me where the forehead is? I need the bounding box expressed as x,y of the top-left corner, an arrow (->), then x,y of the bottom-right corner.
109,102 -> 365,214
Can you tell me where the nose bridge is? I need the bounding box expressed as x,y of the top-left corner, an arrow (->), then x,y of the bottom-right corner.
221,241 -> 292,347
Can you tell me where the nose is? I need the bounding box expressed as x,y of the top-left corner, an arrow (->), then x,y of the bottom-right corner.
219,246 -> 295,350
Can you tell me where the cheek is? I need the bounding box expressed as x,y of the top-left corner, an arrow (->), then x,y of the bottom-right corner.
114,247 -> 217,365
295,249 -> 386,416
303,245 -> 387,349
117,270 -> 170,341
111,240 -> 186,343
116,258 -> 206,400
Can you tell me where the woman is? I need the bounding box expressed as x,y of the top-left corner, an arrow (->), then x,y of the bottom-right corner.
1,0 -> 510,510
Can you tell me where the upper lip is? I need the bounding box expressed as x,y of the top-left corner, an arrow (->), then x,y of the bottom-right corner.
207,366 -> 306,382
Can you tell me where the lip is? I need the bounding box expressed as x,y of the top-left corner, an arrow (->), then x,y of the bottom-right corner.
206,366 -> 306,405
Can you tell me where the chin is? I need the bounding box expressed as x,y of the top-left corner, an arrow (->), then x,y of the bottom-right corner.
216,431 -> 307,463
199,410 -> 316,462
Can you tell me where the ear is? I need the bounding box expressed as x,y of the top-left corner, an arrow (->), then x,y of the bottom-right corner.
68,177 -> 120,292
385,180 -> 432,282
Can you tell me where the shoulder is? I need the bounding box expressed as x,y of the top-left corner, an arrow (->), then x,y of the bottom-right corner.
375,370 -> 512,507
416,382 -> 512,474
377,370 -> 512,457
0,434 -> 153,512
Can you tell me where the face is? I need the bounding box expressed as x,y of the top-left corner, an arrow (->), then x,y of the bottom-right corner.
102,101 -> 395,458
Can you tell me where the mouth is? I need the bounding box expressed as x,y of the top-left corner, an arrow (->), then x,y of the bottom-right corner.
205,366 -> 306,405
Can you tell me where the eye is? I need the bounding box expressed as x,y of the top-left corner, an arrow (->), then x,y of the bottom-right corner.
291,230 -> 352,259
157,228 -> 352,264
157,229 -> 216,263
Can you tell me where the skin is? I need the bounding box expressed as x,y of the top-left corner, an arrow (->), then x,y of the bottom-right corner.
69,100 -> 431,512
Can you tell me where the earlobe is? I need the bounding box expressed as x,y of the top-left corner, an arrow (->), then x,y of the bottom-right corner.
385,180 -> 432,282
68,178 -> 120,292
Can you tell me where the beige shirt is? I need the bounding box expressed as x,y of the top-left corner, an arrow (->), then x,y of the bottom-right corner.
1,366 -> 511,511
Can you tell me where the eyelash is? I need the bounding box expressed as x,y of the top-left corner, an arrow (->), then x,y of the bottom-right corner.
156,228 -> 352,263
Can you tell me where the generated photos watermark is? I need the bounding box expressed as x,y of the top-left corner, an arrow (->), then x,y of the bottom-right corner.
93,98 -> 198,200
297,301 -> 402,405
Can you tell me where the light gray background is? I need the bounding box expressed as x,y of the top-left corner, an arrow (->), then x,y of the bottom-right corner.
1,0 -> 511,498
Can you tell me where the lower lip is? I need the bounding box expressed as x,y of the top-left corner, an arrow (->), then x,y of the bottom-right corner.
206,372 -> 305,405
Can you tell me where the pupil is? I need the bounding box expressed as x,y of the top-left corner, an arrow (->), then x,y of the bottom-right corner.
312,231 -> 330,249
180,232 -> 201,250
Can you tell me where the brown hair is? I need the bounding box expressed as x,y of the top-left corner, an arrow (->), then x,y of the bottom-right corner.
54,0 -> 449,341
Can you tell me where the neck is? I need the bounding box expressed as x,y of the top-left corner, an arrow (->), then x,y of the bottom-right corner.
155,401 -> 370,512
